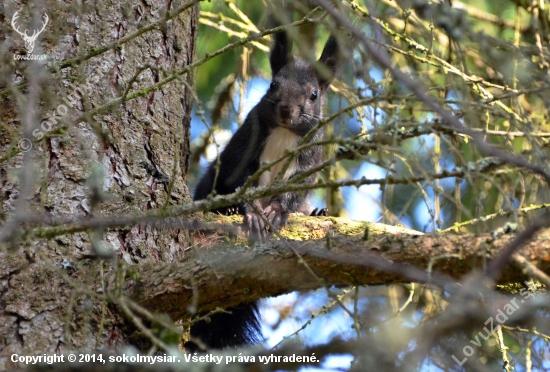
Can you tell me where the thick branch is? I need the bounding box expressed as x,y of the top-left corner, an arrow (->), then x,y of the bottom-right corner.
132,215 -> 550,321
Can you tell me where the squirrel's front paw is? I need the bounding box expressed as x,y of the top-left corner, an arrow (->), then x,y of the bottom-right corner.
264,203 -> 289,230
244,211 -> 267,240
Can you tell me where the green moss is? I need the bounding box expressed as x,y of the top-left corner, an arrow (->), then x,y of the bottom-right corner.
128,268 -> 141,282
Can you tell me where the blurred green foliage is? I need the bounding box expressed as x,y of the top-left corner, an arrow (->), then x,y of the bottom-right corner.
188,2 -> 550,369
192,0 -> 550,233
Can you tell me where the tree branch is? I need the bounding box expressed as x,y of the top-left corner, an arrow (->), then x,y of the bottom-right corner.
131,215 -> 550,321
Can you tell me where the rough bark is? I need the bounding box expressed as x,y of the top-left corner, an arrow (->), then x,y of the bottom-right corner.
2,1 -> 550,371
134,214 -> 550,320
0,0 -> 198,369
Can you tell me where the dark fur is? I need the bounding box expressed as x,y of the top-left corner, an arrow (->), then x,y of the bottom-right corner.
190,31 -> 340,350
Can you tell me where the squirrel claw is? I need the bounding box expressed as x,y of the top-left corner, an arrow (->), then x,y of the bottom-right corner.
215,206 -> 239,216
310,207 -> 328,217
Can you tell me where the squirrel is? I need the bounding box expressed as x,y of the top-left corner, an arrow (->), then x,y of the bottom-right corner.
189,28 -> 341,350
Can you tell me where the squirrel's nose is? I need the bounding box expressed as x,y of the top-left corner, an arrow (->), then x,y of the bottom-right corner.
279,105 -> 291,120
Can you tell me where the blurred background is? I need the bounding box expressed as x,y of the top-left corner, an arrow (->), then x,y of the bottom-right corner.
188,0 -> 550,234
187,1 -> 550,370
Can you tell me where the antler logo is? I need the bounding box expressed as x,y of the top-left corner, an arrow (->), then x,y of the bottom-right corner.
11,10 -> 49,54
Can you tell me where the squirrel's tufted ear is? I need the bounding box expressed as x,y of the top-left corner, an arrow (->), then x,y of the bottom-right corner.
317,36 -> 341,92
270,30 -> 292,77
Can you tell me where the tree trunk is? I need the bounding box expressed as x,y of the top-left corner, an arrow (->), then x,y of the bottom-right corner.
0,0 -> 198,368
3,2 -> 550,371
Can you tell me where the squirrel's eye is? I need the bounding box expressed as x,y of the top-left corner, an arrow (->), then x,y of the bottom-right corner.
270,82 -> 277,90
310,90 -> 318,101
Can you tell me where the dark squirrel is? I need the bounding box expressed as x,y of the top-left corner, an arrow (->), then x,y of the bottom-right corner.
190,29 -> 341,350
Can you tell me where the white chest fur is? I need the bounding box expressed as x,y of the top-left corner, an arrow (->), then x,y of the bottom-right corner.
258,127 -> 301,187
